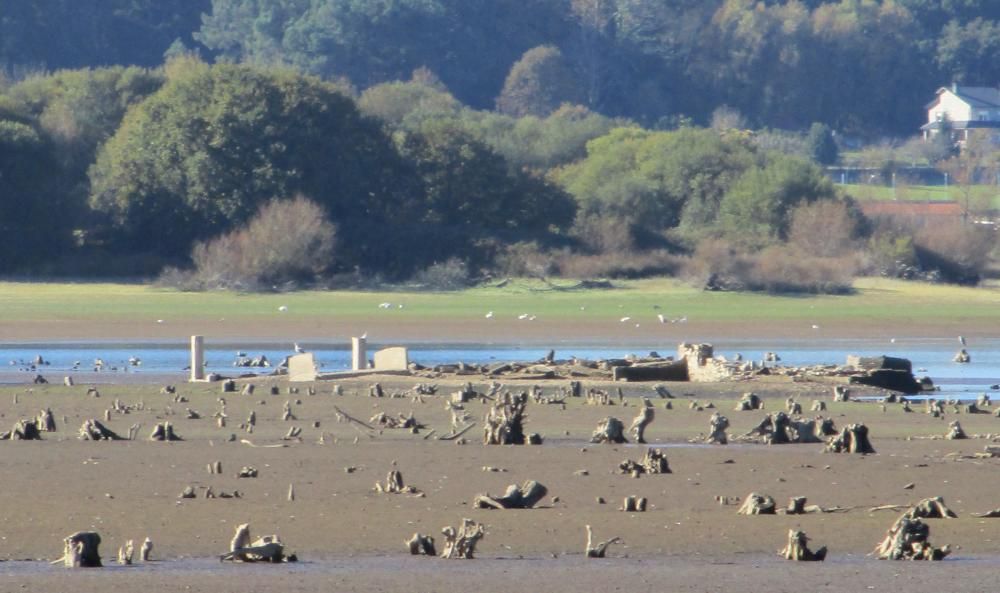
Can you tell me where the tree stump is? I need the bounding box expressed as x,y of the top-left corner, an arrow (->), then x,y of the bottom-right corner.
977,393 -> 991,408
483,392 -> 528,445
406,533 -> 436,556
786,397 -> 802,415
375,469 -> 420,495
621,496 -> 647,512
140,537 -> 153,561
440,518 -> 484,559
737,493 -> 776,515
61,531 -> 102,567
220,523 -> 291,563
832,385 -> 850,402
926,399 -> 944,416
37,408 -> 56,432
735,393 -> 763,411
953,349 -> 970,363
1,419 -> 42,440
240,384 -> 254,397
222,379 -> 236,393
618,448 -> 671,476
629,401 -> 654,444
780,529 -> 826,561
908,496 -> 958,519
946,420 -> 967,440
590,417 -> 627,444
78,419 -> 123,441
825,423 -> 875,454
585,524 -> 621,558
474,480 -> 548,509
811,400 -> 826,412
706,412 -> 729,444
781,496 -> 823,515
117,540 -> 134,565
874,516 -> 950,560
149,422 -> 181,441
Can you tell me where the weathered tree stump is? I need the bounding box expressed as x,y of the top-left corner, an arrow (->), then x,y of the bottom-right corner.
780,529 -> 826,561
483,391 -> 528,445
585,524 -> 621,558
946,420 -> 967,440
875,516 -> 949,560
786,397 -> 802,415
140,537 -> 153,561
825,423 -> 875,454
621,495 -> 647,512
37,408 -> 56,432
240,384 -> 254,397
811,400 -> 826,412
925,399 -> 944,417
706,412 -> 729,444
953,349 -> 970,363
0,418 -> 42,440
440,518 -> 484,559
369,383 -> 385,398
977,393 -> 991,408
406,533 -> 436,556
220,523 -> 292,563
473,480 -> 548,509
78,419 -> 123,441
738,493 -> 776,515
149,422 -> 181,441
590,417 -> 627,444
60,531 -> 102,567
222,379 -> 236,393
618,448 -> 671,476
629,400 -> 654,444
236,466 -> 259,478
780,496 -> 824,515
735,392 -> 763,411
375,469 -> 421,495
117,540 -> 134,565
908,496 -> 958,519
832,385 -> 850,402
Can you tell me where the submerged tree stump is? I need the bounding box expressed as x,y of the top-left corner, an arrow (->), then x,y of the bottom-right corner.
406,533 -> 436,556
37,408 -> 56,432
706,412 -> 729,444
618,448 -> 671,476
78,419 -> 123,441
60,531 -> 102,567
629,400 -> 654,444
585,525 -> 622,558
832,385 -> 850,402
780,529 -> 826,561
440,518 -> 484,559
953,349 -> 970,363
738,493 -> 776,515
375,469 -> 420,495
875,516 -> 950,560
825,423 -> 875,454
474,480 -> 548,509
590,417 -> 627,444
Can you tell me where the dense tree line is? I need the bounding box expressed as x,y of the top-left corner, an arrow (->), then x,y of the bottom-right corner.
3,1 -> 1000,137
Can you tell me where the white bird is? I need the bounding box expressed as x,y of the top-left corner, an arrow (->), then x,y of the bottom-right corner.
677,316 -> 687,323
398,304 -> 404,309
294,343 -> 305,354
485,311 -> 494,319
278,305 -> 288,312
156,319 -> 164,324
811,324 -> 820,330
890,338 -> 896,344
657,313 -> 666,324
620,316 -> 632,323
580,306 -> 586,311
360,332 -> 368,340
958,335 -> 966,346
528,315 -> 537,321
518,313 -> 529,320
634,323 -> 640,328
378,302 -> 392,309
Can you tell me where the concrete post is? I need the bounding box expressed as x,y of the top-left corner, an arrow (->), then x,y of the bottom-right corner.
190,335 -> 205,381
351,337 -> 367,371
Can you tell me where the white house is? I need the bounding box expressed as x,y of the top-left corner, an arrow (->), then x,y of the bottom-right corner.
922,83 -> 1000,141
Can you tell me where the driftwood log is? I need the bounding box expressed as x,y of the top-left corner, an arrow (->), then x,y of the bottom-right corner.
585,525 -> 622,558
590,417 -> 627,444
825,423 -> 875,454
406,533 -> 436,555
79,419 -> 123,440
780,529 -> 826,561
440,518 -> 485,559
629,400 -> 654,444
618,448 -> 671,477
59,531 -> 102,567
738,492 -> 777,515
473,480 -> 548,509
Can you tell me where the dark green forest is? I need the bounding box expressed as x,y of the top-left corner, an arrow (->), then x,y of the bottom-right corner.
1,1 -> 998,290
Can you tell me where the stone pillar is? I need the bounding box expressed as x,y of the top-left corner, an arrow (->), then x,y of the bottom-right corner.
351,337 -> 367,371
190,335 -> 205,381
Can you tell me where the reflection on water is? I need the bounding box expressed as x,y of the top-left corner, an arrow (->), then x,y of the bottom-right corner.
0,337 -> 997,399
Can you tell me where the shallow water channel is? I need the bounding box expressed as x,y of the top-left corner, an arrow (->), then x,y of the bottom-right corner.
0,337 -> 997,400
